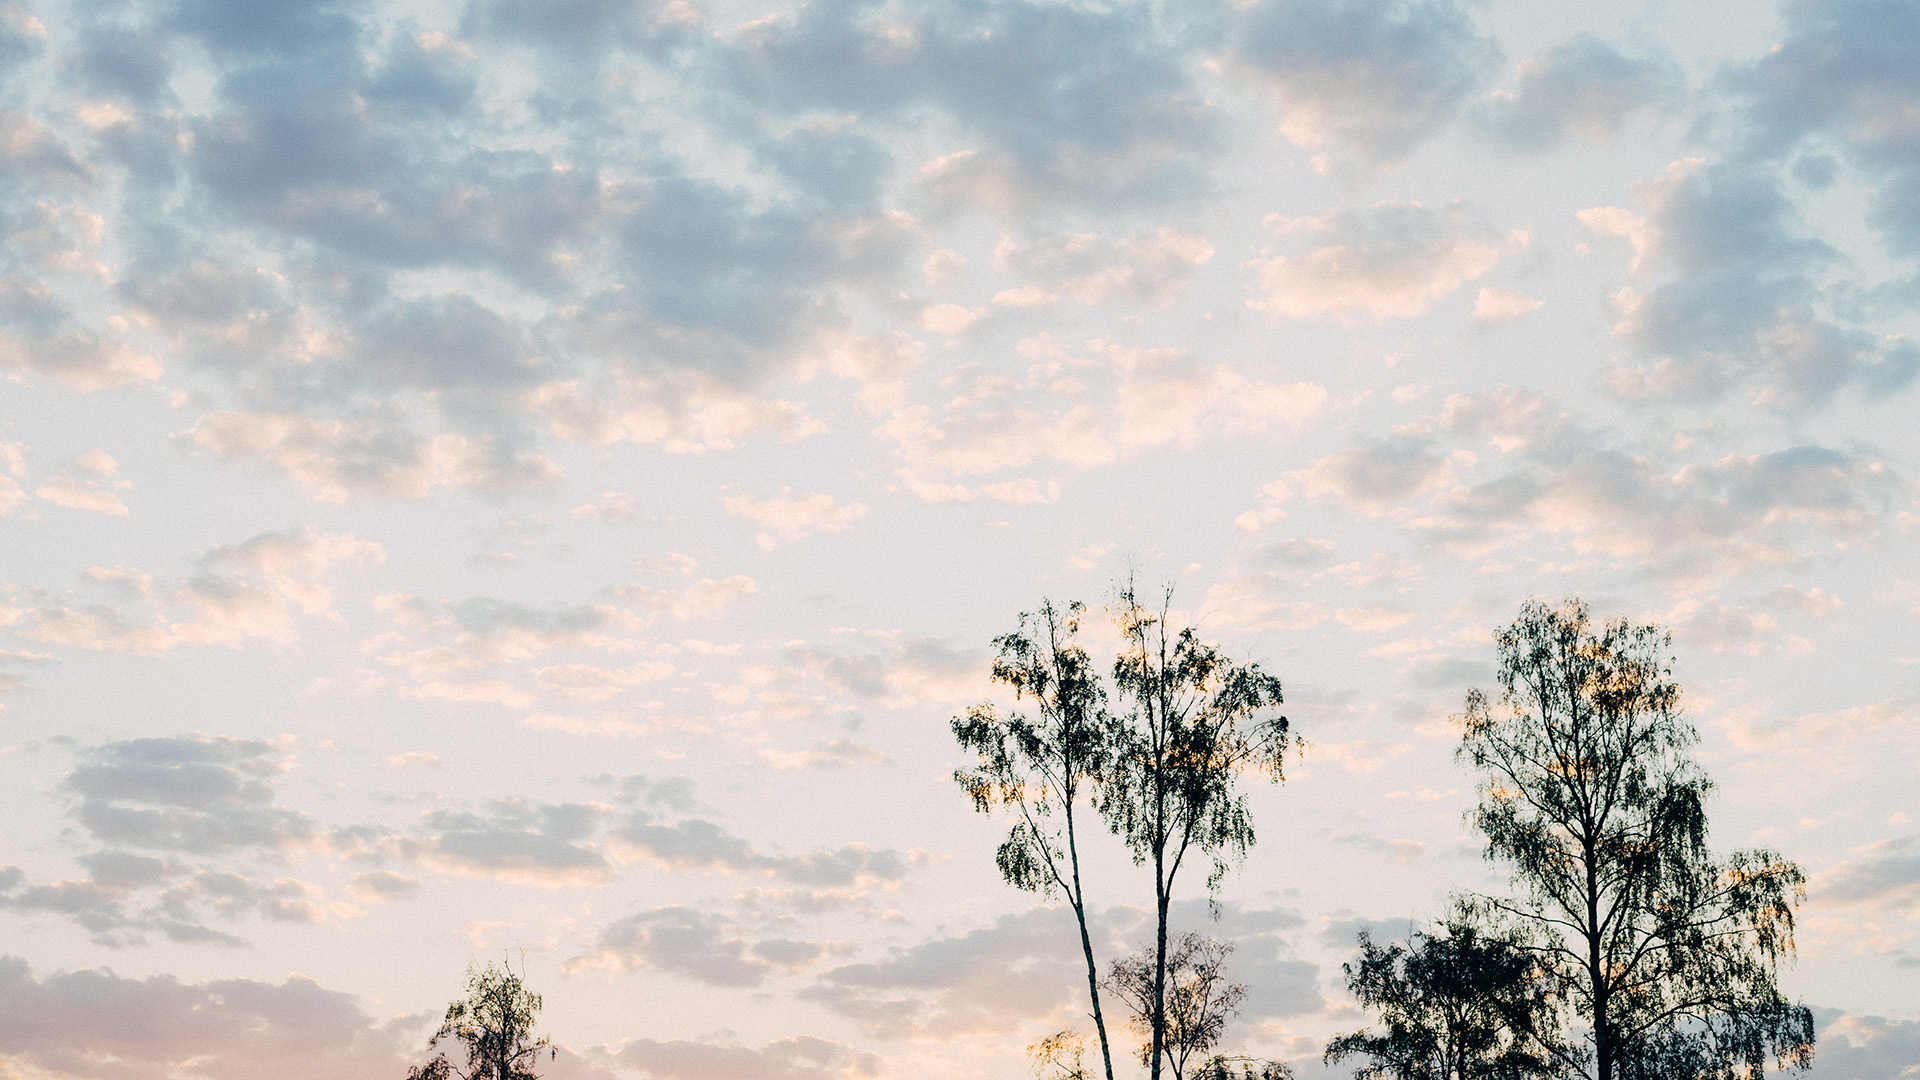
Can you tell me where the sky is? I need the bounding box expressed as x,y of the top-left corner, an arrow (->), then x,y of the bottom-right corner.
0,0 -> 1917,1076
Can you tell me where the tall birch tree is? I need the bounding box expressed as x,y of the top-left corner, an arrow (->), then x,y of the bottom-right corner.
954,600 -> 1120,1080
1103,582 -> 1295,1080
1458,599 -> 1814,1080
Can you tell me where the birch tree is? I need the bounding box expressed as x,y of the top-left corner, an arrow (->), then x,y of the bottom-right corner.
954,600 -> 1120,1080
1103,582 -> 1295,1080
1457,599 -> 1813,1080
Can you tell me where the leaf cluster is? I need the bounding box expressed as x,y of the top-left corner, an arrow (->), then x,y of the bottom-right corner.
1325,921 -> 1563,1080
952,600 -> 1112,899
1105,585 -> 1295,893
406,960 -> 556,1080
1454,599 -> 1813,1080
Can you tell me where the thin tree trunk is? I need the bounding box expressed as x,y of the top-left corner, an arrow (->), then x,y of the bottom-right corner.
1152,843 -> 1167,1080
1588,840 -> 1609,1080
1150,691 -> 1169,1080
1066,803 -> 1117,1080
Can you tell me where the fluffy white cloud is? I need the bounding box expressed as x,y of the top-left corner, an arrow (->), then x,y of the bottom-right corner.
1283,387 -> 1910,583
880,337 -> 1323,501
1479,35 -> 1682,148
1235,0 -> 1495,168
1250,202 -> 1518,319
35,449 -> 129,516
991,228 -> 1215,309
1582,156 -> 1917,409
1470,286 -> 1542,323
182,412 -> 563,503
3,529 -> 382,655
723,490 -> 868,548
0,957 -> 415,1080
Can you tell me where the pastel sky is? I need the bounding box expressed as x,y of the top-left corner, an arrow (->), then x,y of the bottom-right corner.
1,0 -> 1917,1076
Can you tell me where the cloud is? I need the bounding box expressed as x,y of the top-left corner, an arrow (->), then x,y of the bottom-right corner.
781,637 -> 985,708
610,815 -> 910,888
9,600 -> 179,655
1107,342 -> 1328,446
566,906 -> 777,986
1809,1009 -> 1920,1080
613,576 -> 758,621
1735,0 -> 1920,258
0,111 -> 89,184
180,411 -> 564,503
723,490 -> 868,548
1250,202 -> 1517,320
0,860 -> 317,948
880,338 -> 1324,501
1234,0 -> 1495,168
615,1035 -> 882,1080
804,901 -> 1318,1041
0,277 -> 160,390
35,450 -> 130,516
1397,653 -> 1493,691
534,661 -> 674,702
401,799 -> 613,887
722,0 -> 1216,213
66,735 -> 315,855
1471,286 -> 1542,324
1479,35 -> 1682,149
348,870 -> 419,902
1816,835 -> 1920,910
0,736 -> 329,945
4,529 -> 382,656
1283,387 -> 1910,582
760,737 -> 889,771
364,581 -> 750,710
991,228 -> 1215,309
1298,437 -> 1452,513
371,594 -> 626,676
801,907 -> 1086,1038
0,956 -> 416,1080
13,0 -> 957,500
1667,596 -> 1796,656
1582,157 -> 1917,410
572,492 -> 639,521
536,373 -> 829,456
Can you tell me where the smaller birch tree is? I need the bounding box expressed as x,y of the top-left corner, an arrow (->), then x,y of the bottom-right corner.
954,599 -> 1120,1080
406,960 -> 554,1080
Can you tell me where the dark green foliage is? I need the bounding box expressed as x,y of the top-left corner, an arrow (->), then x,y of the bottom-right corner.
953,599 -> 1119,1080
406,960 -> 555,1080
1325,920 -> 1562,1080
1104,581 -> 1295,1080
1190,1056 -> 1293,1080
1458,599 -> 1814,1080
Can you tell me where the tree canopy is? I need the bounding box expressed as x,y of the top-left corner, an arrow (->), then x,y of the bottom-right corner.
406,960 -> 555,1080
1456,599 -> 1813,1080
1104,582 -> 1294,1080
954,598 -> 1120,1080
1325,919 -> 1562,1080
953,582 -> 1295,1080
